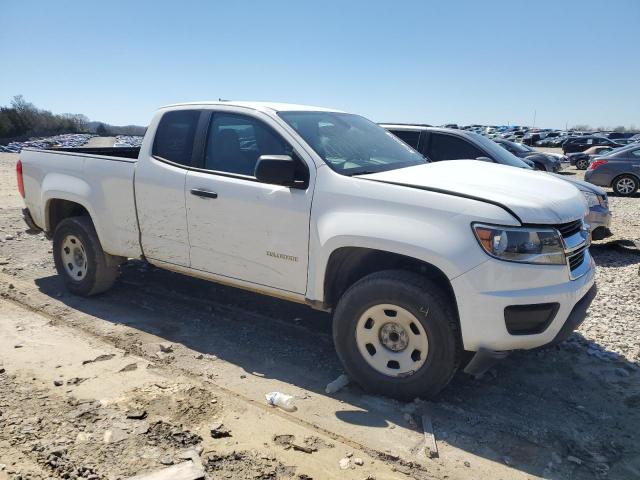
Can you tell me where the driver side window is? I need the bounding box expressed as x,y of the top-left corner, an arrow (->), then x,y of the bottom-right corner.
205,113 -> 292,176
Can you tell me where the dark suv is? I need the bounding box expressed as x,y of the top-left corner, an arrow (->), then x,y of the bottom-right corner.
562,136 -> 621,154
380,125 -> 544,169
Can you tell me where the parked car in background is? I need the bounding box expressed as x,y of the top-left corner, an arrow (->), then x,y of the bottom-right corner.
494,138 -> 562,172
383,124 -> 612,240
562,136 -> 621,154
586,144 -> 640,196
568,145 -> 617,170
611,138 -> 637,146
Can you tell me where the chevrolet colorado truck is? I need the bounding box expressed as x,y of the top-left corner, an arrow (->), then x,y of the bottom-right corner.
18,102 -> 597,399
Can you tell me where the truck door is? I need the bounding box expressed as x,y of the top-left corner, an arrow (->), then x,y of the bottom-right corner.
184,110 -> 313,294
134,109 -> 202,267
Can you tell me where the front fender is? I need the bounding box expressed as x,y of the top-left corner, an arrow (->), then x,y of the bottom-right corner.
306,210 -> 491,303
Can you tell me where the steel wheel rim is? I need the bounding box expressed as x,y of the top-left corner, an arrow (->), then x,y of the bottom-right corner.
355,304 -> 428,377
61,234 -> 88,280
577,160 -> 587,169
616,177 -> 635,194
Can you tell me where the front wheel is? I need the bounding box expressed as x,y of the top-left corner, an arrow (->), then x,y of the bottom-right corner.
612,175 -> 639,197
332,270 -> 461,400
52,216 -> 121,296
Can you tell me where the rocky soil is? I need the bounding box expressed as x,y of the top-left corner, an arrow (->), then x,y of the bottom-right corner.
1,151 -> 639,479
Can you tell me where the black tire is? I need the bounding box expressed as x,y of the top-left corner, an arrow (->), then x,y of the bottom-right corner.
332,270 -> 461,400
576,158 -> 589,170
612,175 -> 639,197
52,216 -> 121,296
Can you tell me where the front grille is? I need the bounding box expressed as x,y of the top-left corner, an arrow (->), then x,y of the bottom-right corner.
555,219 -> 589,279
568,248 -> 586,271
555,219 -> 582,238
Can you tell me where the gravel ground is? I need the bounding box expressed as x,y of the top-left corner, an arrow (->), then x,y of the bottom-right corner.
1,151 -> 639,479
562,167 -> 640,364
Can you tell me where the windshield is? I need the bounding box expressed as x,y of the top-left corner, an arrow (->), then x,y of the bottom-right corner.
278,111 -> 426,175
468,132 -> 533,168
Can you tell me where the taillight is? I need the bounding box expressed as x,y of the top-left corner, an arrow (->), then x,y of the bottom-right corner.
588,159 -> 608,171
16,159 -> 25,198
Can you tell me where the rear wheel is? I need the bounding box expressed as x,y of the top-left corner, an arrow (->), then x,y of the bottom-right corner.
53,216 -> 121,296
332,270 -> 461,400
576,158 -> 589,170
612,175 -> 638,197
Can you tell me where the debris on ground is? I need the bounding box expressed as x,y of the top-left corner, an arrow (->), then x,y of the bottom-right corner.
209,422 -> 232,439
128,459 -> 205,480
325,373 -> 350,394
126,409 -> 148,420
82,353 -> 116,365
273,434 -> 296,447
421,413 -> 438,459
265,391 -> 297,412
119,363 -> 138,372
272,434 -> 314,453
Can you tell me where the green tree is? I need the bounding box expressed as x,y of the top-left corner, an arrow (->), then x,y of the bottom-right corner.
95,123 -> 109,136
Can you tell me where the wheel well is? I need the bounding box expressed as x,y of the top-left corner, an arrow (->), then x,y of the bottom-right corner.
323,247 -> 458,313
47,199 -> 89,234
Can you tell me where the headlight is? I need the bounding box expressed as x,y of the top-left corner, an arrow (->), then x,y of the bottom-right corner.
582,191 -> 599,208
472,224 -> 566,265
599,194 -> 608,208
582,191 -> 608,209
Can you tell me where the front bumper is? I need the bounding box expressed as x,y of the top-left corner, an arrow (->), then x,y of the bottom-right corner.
463,284 -> 597,376
586,204 -> 612,240
451,252 -> 596,352
548,284 -> 597,345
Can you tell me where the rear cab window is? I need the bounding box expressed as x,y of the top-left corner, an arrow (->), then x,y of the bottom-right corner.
152,110 -> 200,166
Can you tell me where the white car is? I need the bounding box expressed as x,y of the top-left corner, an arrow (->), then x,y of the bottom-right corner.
17,102 -> 596,399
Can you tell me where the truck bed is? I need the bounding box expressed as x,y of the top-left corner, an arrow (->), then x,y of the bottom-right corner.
51,146 -> 140,160
20,147 -> 142,259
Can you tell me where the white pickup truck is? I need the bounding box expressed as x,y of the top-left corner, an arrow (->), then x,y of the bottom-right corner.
18,102 -> 597,399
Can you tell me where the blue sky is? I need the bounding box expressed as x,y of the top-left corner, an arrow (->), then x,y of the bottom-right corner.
1,0 -> 638,128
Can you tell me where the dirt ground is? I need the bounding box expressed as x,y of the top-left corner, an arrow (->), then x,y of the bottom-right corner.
1,149 -> 639,480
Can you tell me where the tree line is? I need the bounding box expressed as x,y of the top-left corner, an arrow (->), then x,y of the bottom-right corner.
0,95 -> 146,141
0,95 -> 89,140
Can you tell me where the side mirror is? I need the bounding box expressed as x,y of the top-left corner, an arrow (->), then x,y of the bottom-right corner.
255,155 -> 298,187
475,156 -> 494,163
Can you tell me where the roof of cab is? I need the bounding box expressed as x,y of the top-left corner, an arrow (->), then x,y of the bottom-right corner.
159,101 -> 344,113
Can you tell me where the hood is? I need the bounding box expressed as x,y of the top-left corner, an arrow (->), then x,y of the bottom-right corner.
361,161 -> 587,224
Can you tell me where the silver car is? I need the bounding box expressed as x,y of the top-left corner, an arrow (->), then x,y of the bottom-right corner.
585,144 -> 640,197
557,175 -> 612,240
